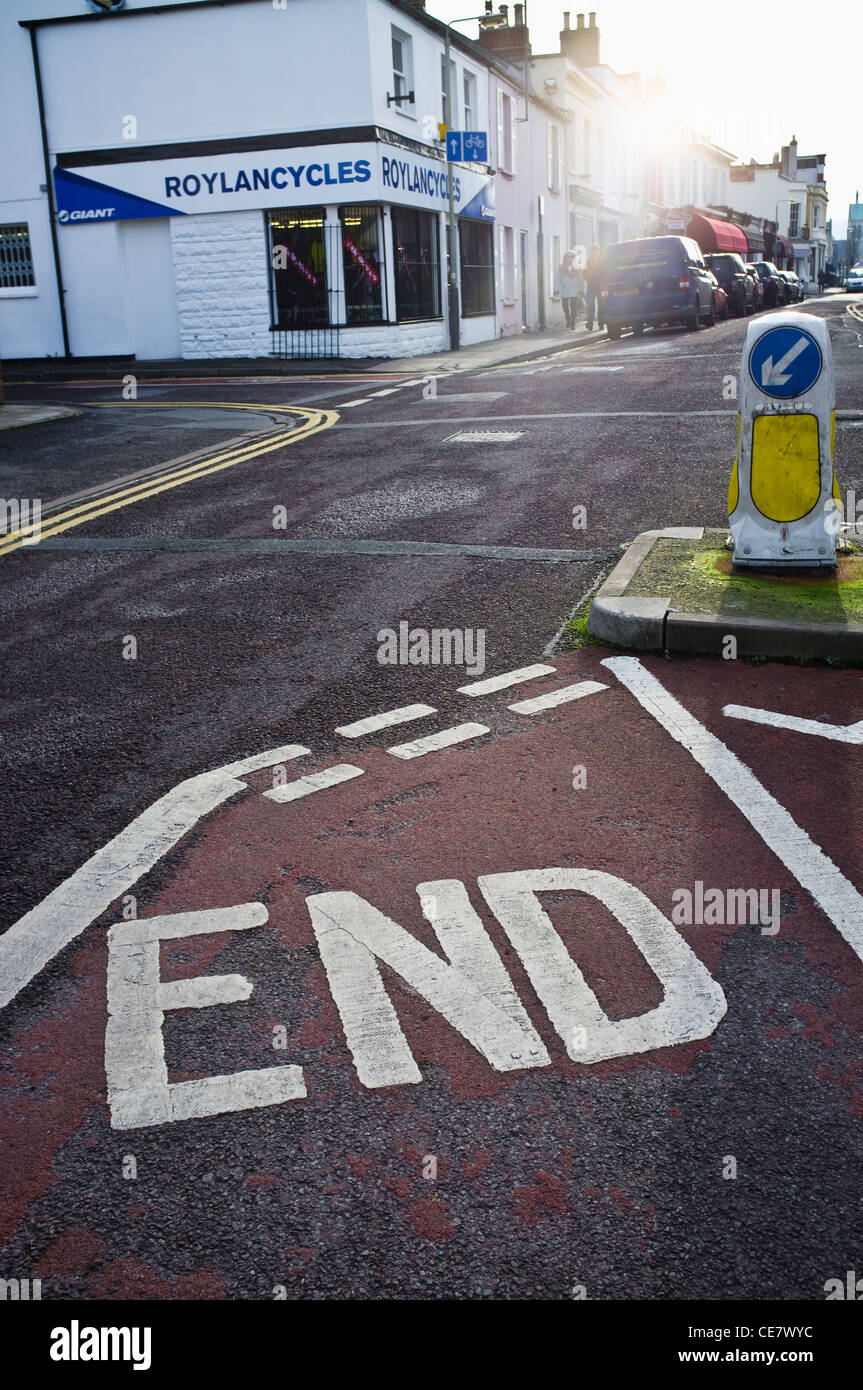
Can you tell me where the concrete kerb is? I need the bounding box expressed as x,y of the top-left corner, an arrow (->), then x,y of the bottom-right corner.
587,526 -> 863,661
0,404 -> 81,431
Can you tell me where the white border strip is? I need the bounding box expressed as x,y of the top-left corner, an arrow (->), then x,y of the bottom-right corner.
509,680 -> 608,714
263,764 -> 364,803
458,664 -> 556,696
387,723 -> 490,760
335,703 -> 437,737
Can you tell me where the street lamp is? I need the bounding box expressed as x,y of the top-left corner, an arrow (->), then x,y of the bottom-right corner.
443,7 -> 507,350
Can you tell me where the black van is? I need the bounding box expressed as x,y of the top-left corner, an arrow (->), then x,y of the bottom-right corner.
601,236 -> 717,339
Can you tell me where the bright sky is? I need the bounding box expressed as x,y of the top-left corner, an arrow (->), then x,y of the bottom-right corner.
426,0 -> 859,235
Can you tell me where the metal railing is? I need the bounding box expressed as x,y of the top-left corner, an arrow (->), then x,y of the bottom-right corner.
270,327 -> 341,359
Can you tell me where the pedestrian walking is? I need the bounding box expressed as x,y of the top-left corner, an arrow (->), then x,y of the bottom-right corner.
585,244 -> 605,331
817,268 -> 825,293
554,251 -> 585,329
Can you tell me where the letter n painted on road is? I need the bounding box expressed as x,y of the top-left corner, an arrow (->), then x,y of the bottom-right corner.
479,868 -> 727,1062
306,879 -> 551,1087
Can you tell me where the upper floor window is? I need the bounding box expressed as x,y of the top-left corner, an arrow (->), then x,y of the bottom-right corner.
498,91 -> 517,175
463,70 -> 477,130
391,27 -> 414,110
441,55 -> 456,125
812,205 -> 819,229
547,122 -> 563,192
789,202 -> 799,237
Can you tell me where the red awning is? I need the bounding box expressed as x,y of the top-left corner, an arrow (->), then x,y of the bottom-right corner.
776,235 -> 794,258
686,214 -> 749,256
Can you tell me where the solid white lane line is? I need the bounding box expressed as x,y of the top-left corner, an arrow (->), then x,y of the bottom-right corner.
336,703 -> 437,737
723,704 -> 863,744
263,764 -> 364,802
387,723 -> 490,759
509,680 -> 609,714
458,664 -> 556,696
604,656 -> 863,965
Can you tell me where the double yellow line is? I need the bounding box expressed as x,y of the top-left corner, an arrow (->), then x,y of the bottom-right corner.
0,400 -> 337,558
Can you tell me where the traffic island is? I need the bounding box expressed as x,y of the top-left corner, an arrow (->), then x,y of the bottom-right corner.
587,526 -> 863,662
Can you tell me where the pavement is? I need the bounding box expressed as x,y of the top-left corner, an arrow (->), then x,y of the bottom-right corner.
1,293 -> 863,1304
0,403 -> 81,431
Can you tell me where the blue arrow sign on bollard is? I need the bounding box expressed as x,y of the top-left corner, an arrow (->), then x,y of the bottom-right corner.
445,132 -> 462,162
748,325 -> 823,399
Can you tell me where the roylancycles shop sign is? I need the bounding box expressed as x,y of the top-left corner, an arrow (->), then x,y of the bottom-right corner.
53,142 -> 495,225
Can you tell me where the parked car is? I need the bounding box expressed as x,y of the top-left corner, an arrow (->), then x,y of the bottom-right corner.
706,270 -> 728,320
749,261 -> 787,308
846,266 -> 863,292
705,252 -> 755,316
743,264 -> 765,311
780,270 -> 803,302
601,235 -> 716,339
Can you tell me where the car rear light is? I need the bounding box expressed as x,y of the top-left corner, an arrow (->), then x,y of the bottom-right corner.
679,276 -> 690,290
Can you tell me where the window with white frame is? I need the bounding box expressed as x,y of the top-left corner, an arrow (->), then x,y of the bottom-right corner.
497,91 -> 517,175
463,70 -> 477,129
499,224 -> 515,301
547,122 -> 563,192
812,204 -> 819,229
789,202 -> 800,237
582,119 -> 591,177
441,55 -> 456,125
0,224 -> 35,288
391,27 -> 414,109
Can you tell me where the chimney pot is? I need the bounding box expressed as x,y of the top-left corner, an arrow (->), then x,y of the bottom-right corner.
514,2 -> 523,23
589,10 -> 596,25
563,10 -> 570,28
577,12 -> 585,28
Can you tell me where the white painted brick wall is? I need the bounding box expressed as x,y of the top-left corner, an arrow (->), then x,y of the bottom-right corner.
337,322 -> 447,358
171,211 -> 271,359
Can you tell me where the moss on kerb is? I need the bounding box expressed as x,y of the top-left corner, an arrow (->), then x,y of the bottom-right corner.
624,536 -> 863,624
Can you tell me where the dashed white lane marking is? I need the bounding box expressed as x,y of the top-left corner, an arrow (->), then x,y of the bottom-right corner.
604,656 -> 863,966
444,430 -> 524,443
509,680 -> 609,714
264,764 -> 365,802
425,392 -> 509,402
336,703 -> 437,738
367,388 -> 401,397
723,704 -> 863,743
0,742 -> 311,1011
458,663 -> 556,696
387,722 -> 490,759
337,398 -> 375,407
561,366 -> 625,373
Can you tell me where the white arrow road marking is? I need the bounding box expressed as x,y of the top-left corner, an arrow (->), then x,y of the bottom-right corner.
509,679 -> 608,714
724,704 -> 863,744
760,335 -> 809,387
263,764 -> 364,803
0,742 -> 310,1011
603,657 -> 863,964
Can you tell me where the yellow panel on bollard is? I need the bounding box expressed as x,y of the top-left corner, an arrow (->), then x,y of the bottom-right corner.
729,311 -> 841,567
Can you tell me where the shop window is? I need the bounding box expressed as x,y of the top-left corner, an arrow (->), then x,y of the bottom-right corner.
0,224 -> 35,288
459,219 -> 494,316
392,208 -> 441,321
340,205 -> 385,324
268,208 -> 329,327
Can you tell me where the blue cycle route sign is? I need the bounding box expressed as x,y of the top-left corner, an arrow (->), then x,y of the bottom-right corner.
445,131 -> 488,163
748,325 -> 822,399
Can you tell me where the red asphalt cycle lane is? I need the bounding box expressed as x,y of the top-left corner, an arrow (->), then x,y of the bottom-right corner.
1,649 -> 861,1299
